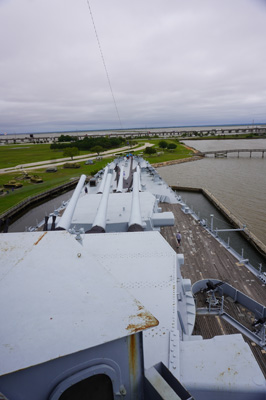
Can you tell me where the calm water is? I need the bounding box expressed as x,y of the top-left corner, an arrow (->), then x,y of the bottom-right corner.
158,139 -> 266,246
9,139 -> 266,248
8,190 -> 73,232
177,190 -> 265,270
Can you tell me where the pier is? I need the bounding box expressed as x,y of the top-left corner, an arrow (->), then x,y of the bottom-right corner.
202,149 -> 266,158
160,202 -> 266,377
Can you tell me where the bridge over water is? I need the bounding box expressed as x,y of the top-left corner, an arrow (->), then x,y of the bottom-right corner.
201,149 -> 266,158
1,126 -> 265,144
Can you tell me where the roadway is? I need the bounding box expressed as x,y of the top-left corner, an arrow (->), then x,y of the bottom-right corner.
0,142 -> 154,174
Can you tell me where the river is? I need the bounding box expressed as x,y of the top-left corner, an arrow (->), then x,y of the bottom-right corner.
157,139 -> 266,247
8,190 -> 74,232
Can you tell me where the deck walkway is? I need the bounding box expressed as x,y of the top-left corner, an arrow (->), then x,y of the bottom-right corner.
160,203 -> 266,376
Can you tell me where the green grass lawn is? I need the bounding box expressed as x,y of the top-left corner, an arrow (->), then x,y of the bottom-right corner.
135,139 -> 193,163
0,144 -> 93,169
0,158 -> 112,215
0,139 -> 193,216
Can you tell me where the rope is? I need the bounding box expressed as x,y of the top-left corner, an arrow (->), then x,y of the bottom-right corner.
86,0 -> 123,129
212,215 -> 236,229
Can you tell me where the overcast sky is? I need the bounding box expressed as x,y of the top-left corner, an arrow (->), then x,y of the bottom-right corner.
1,0 -> 266,134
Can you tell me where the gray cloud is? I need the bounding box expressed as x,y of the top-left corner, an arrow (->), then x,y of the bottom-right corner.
0,0 -> 266,133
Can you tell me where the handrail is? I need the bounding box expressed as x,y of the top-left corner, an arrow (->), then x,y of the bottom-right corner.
202,148 -> 266,155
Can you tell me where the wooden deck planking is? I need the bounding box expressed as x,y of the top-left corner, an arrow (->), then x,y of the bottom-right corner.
160,203 -> 266,303
160,203 -> 266,376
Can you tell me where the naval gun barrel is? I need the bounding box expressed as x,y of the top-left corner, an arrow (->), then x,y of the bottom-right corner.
87,172 -> 113,233
116,165 -> 124,193
56,174 -> 86,230
128,169 -> 144,232
136,165 -> 141,192
97,166 -> 108,194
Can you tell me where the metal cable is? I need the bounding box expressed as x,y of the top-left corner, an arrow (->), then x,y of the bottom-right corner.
86,0 -> 123,129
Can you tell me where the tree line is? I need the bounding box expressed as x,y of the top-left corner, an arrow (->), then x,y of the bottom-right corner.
50,136 -> 126,151
144,140 -> 177,154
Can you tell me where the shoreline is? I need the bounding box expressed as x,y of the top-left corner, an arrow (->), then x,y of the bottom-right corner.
1,154 -> 265,260
152,154 -> 203,168
1,177 -> 265,261
170,185 -> 266,259
0,179 -> 81,231
153,152 -> 266,258
0,150 -> 194,229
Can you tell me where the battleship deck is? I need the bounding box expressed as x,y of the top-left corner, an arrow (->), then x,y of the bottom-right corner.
160,202 -> 266,377
1,157 -> 266,399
